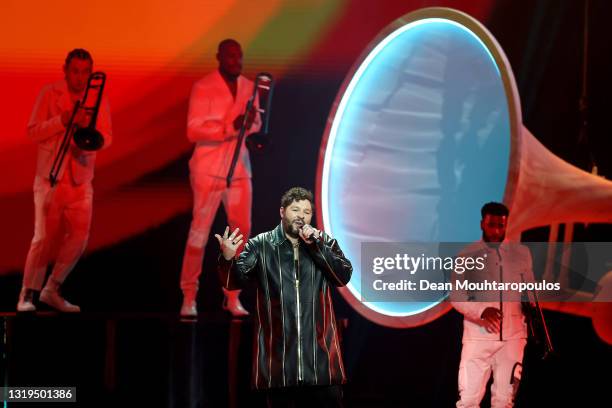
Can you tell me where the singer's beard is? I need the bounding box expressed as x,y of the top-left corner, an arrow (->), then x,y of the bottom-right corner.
282,218 -> 303,239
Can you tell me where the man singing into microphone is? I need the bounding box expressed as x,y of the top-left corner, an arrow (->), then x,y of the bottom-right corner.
216,187 -> 352,407
180,38 -> 260,317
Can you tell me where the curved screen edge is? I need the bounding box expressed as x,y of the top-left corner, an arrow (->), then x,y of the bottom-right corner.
316,7 -> 522,328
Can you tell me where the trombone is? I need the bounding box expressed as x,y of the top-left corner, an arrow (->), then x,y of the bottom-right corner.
226,72 -> 275,187
521,274 -> 555,360
49,72 -> 107,186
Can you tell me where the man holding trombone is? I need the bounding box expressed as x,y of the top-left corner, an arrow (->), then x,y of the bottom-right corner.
16,48 -> 112,313
179,38 -> 260,317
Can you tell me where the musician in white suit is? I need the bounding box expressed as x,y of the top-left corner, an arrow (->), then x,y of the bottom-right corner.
180,39 -> 261,317
17,48 -> 112,313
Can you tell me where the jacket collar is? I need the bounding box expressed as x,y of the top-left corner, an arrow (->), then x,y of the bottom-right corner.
50,80 -> 69,95
271,223 -> 288,247
51,80 -> 85,104
213,69 -> 244,90
477,238 -> 510,254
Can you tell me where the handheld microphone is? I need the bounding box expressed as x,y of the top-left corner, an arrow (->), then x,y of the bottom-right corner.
299,225 -> 321,242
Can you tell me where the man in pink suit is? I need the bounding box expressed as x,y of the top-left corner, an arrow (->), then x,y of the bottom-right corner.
17,48 -> 112,313
180,39 -> 261,317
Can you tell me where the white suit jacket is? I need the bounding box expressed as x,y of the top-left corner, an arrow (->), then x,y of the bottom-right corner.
187,70 -> 261,179
451,240 -> 535,341
27,80 -> 112,185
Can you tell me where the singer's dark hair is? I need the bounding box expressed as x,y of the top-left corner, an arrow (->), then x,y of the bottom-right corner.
281,187 -> 314,209
481,202 -> 509,218
65,48 -> 93,67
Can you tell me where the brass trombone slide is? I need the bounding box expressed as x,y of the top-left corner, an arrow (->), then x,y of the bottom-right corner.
226,72 -> 275,188
49,72 -> 107,186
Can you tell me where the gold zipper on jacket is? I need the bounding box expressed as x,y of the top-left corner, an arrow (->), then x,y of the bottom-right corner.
293,243 -> 304,383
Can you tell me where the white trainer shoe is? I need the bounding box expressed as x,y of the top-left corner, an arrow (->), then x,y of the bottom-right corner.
180,298 -> 198,318
17,288 -> 36,312
40,288 -> 80,313
222,289 -> 249,317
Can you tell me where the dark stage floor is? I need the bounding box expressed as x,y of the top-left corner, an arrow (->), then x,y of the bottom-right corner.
1,307 -> 610,407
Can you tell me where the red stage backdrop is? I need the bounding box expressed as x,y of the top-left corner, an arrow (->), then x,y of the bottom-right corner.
0,0 -> 492,273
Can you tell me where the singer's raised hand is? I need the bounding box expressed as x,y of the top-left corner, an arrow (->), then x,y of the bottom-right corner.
215,226 -> 244,261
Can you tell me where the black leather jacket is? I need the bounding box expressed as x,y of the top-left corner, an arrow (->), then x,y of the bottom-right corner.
219,223 -> 353,390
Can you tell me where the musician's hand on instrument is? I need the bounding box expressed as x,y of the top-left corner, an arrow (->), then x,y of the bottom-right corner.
299,224 -> 320,244
233,114 -> 245,131
480,307 -> 502,333
215,226 -> 244,261
73,109 -> 91,128
232,107 -> 257,131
